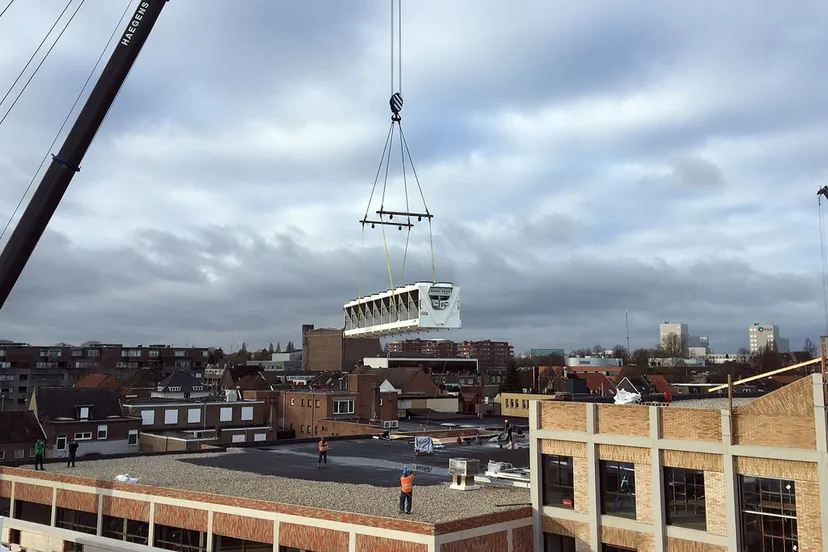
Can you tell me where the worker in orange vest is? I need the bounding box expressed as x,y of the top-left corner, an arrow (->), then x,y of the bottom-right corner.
399,467 -> 414,514
317,437 -> 329,468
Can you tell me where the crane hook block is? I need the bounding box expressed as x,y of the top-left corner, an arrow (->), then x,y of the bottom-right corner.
390,92 -> 404,115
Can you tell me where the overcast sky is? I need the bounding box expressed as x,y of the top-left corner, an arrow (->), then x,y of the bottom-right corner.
0,0 -> 826,354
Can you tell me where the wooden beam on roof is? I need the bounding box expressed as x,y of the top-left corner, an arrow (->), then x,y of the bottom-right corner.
707,357 -> 821,392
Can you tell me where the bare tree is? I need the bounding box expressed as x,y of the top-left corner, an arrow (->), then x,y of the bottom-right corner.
661,333 -> 687,358
611,345 -> 628,361
591,344 -> 604,355
803,338 -> 817,359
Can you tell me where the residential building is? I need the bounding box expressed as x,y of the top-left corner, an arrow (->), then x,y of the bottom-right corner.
74,373 -> 129,395
457,340 -> 514,367
0,441 -> 532,551
530,348 -> 565,358
0,343 -> 209,411
301,327 -> 381,372
749,322 -> 790,353
122,393 -> 274,450
0,411 -> 45,465
388,338 -> 459,358
279,389 -> 396,437
530,374 -> 826,551
28,387 -> 141,459
566,357 -> 623,373
151,370 -> 211,400
362,356 -> 481,386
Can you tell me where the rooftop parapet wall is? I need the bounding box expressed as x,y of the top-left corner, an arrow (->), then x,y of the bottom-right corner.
661,407 -> 722,442
596,404 -> 649,436
733,375 -> 817,449
539,402 -> 587,432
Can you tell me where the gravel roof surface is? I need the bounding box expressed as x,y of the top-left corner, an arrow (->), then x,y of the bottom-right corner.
34,448 -> 530,524
670,397 -> 756,409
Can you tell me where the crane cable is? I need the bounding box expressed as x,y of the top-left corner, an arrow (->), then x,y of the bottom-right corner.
0,0 -> 15,20
0,0 -> 135,245
820,195 -> 827,329
0,0 -> 85,130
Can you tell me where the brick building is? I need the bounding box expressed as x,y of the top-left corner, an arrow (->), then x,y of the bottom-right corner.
301,327 -> 380,372
0,411 -> 45,465
280,388 -> 397,438
388,338 -> 458,358
387,339 -> 514,368
0,443 -> 532,551
0,343 -> 209,411
29,387 -> 141,460
530,374 -> 828,551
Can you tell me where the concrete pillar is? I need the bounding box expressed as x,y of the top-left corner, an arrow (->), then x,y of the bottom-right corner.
528,400 -> 543,551
812,374 -> 828,552
586,403 -> 600,552
720,410 -> 739,551
649,407 -> 665,552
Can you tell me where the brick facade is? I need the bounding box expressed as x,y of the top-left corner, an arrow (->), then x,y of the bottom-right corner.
533,374 -> 828,552
440,531 -> 507,552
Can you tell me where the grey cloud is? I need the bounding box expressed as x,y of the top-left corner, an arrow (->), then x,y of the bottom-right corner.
670,156 -> 725,188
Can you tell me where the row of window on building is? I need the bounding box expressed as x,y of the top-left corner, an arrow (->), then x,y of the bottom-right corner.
542,454 -> 796,551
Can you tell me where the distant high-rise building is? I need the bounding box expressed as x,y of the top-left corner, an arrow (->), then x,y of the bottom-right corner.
749,323 -> 789,353
659,322 -> 689,353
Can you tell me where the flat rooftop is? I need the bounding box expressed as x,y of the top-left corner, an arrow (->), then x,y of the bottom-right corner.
668,397 -> 756,409
30,439 -> 530,524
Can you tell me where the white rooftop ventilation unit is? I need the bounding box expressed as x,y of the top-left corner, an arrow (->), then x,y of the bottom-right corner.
343,282 -> 461,338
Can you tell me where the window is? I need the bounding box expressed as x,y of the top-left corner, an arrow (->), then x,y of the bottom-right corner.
602,546 -> 636,552
231,434 -> 245,443
164,410 -> 179,425
102,515 -> 149,545
542,455 -> 574,508
315,400 -> 321,408
664,467 -> 706,529
241,406 -> 254,421
168,386 -> 182,392
333,399 -> 355,415
290,398 -> 295,406
220,407 -> 233,422
154,523 -> 208,552
307,425 -> 312,434
74,432 -> 92,441
544,533 -> 576,552
13,450 -> 23,460
0,451 -> 4,460
97,425 -> 108,440
55,435 -> 67,452
740,476 -> 797,551
600,461 -> 636,519
141,410 -> 155,426
56,507 -> 97,534
188,408 -> 201,424
254,433 -> 267,442
149,349 -> 160,358
79,407 -> 89,420
301,399 -> 305,407
128,430 -> 139,446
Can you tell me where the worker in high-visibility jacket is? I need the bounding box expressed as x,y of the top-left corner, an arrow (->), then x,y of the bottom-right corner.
317,437 -> 329,468
399,468 -> 414,514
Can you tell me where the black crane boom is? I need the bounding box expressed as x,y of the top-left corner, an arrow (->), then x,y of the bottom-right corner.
0,0 -> 168,310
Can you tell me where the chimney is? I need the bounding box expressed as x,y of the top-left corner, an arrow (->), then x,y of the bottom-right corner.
532,366 -> 539,392
371,383 -> 380,423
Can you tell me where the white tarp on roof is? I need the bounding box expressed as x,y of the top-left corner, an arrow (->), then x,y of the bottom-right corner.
614,389 -> 641,405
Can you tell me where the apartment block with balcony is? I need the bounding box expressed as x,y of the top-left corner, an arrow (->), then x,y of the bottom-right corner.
529,375 -> 828,551
0,343 -> 209,411
457,340 -> 514,367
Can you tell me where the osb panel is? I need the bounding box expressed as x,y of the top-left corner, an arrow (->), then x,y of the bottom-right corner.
601,526 -> 654,551
662,450 -> 723,472
541,439 -> 587,458
512,525 -> 533,552
213,512 -> 273,544
666,538 -> 727,552
733,412 -> 816,449
356,535 -> 428,552
280,522 -> 349,552
796,480 -> 823,552
154,503 -> 208,532
101,496 -> 150,522
597,444 -> 651,465
14,483 -> 52,505
440,531 -> 507,552
540,402 -> 587,432
661,408 -> 721,442
735,456 -> 818,482
55,489 -> 97,513
596,404 -> 650,436
573,456 -> 590,514
0,480 -> 11,498
704,472 -> 727,536
634,464 -> 653,524
541,516 -> 588,539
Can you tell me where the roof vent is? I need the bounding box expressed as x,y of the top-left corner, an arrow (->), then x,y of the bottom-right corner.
449,458 -> 480,491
